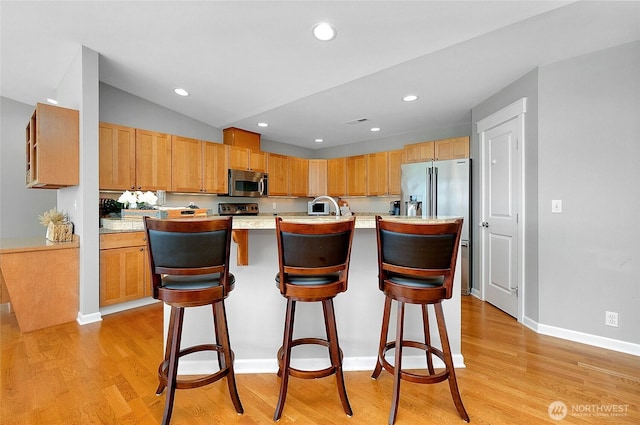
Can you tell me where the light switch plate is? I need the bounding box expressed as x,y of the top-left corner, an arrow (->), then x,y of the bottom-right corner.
551,200 -> 562,213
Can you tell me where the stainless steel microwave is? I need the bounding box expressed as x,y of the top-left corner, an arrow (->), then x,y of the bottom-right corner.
228,169 -> 268,197
308,201 -> 330,215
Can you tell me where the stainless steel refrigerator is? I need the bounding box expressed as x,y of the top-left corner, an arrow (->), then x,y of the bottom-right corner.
400,159 -> 471,294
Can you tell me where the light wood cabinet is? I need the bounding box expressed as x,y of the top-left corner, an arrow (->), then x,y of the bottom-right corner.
267,153 -> 289,196
99,123 -> 136,190
367,152 -> 388,196
171,136 -> 228,194
327,157 -> 347,197
434,136 -> 469,160
289,157 -> 309,196
135,129 -> 172,191
346,155 -> 367,196
223,127 -> 261,151
100,232 -> 151,307
404,136 -> 470,163
308,159 -> 327,197
228,146 -> 267,172
404,140 -> 434,163
26,103 -> 79,188
388,149 -> 403,195
100,124 -> 171,191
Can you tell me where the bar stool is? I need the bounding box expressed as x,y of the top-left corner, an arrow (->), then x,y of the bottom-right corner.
144,216 -> 243,425
371,216 -> 469,425
273,216 -> 356,421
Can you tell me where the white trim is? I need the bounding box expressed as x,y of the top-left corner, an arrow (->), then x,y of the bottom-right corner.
177,355 -> 467,375
534,322 -> 640,357
100,297 -> 160,316
77,311 -> 102,325
476,97 -> 527,133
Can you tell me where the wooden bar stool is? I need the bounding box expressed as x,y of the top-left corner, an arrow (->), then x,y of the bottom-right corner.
273,216 -> 356,421
144,216 -> 243,425
371,216 -> 469,425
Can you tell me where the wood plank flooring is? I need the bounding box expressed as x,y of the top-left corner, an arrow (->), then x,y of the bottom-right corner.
1,297 -> 638,424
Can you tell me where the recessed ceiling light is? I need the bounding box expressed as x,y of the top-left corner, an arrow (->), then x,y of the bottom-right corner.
403,95 -> 419,102
257,122 -> 269,128
312,23 -> 336,41
370,127 -> 381,132
46,98 -> 58,105
315,138 -> 324,143
174,88 -> 189,96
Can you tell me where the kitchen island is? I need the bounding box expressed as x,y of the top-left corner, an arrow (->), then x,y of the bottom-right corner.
169,214 -> 466,375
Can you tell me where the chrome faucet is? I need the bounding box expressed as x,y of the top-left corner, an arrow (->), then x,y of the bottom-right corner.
312,195 -> 341,219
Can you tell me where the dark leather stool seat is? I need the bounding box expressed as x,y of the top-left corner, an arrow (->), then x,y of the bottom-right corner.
144,216 -> 243,425
372,216 -> 469,424
273,216 -> 356,421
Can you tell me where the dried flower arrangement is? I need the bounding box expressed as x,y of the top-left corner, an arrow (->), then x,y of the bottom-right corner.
39,207 -> 73,242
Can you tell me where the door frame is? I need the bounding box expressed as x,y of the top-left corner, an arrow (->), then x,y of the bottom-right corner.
476,98 -> 527,322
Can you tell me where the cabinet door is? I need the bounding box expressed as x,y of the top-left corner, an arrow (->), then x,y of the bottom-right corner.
135,129 -> 171,191
203,142 -> 228,194
289,157 -> 309,196
367,152 -> 388,196
99,123 -> 136,190
249,150 -> 267,172
171,135 -> 202,192
100,245 -> 148,306
267,153 -> 289,196
435,136 -> 470,160
347,155 -> 367,196
308,159 -> 327,197
388,149 -> 403,195
404,141 -> 434,163
228,146 -> 249,170
327,157 -> 347,197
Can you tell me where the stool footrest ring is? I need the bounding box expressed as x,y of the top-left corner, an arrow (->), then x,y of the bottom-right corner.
379,340 -> 449,384
277,337 -> 343,379
157,343 -> 234,390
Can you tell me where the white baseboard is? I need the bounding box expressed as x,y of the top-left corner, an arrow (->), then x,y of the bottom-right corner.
176,354 -> 466,375
534,321 -> 640,357
77,311 -> 102,325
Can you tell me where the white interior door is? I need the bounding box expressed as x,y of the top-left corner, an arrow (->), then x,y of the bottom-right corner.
477,97 -> 526,320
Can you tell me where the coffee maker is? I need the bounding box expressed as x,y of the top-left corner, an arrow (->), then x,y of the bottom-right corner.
389,200 -> 401,216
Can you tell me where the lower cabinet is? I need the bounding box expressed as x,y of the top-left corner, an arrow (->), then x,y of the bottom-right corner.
99,232 -> 151,306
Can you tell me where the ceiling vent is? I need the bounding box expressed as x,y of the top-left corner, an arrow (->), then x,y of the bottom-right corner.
346,117 -> 368,125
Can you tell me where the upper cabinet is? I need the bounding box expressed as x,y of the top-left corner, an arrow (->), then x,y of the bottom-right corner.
366,149 -> 403,196
99,123 -> 135,190
135,129 -> 172,191
308,159 -> 327,197
404,136 -> 470,163
223,127 -> 261,151
267,153 -> 289,196
26,103 -> 79,188
289,157 -> 309,197
99,124 -> 171,191
224,127 -> 266,171
171,136 -> 229,194
346,155 -> 367,196
327,157 -> 347,197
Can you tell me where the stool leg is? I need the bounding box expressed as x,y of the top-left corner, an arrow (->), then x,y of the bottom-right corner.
162,306 -> 184,425
434,302 -> 470,422
389,301 -> 405,425
422,304 -> 435,375
322,299 -> 352,416
274,299 -> 296,421
372,296 -> 392,379
156,306 -> 176,395
213,300 -> 244,414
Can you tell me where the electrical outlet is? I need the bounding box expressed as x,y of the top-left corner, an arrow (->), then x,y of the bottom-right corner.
605,311 -> 618,327
551,200 -> 562,213
272,202 -> 277,210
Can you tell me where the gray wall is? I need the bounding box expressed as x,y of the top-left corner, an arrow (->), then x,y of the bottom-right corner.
537,41 -> 639,344
471,68 -> 540,321
0,97 -> 57,239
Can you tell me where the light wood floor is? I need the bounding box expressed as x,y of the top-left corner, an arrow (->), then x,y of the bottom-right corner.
1,296 -> 638,424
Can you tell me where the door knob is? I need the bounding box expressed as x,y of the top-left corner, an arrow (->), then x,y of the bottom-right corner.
481,221 -> 489,228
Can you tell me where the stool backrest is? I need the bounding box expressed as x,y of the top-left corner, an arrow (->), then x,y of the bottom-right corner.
144,217 -> 233,297
275,217 -> 356,293
376,216 -> 463,299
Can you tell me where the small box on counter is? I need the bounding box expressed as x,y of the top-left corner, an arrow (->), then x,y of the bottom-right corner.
121,208 -> 213,220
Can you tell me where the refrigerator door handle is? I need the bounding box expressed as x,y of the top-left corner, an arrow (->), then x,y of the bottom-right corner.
427,167 -> 433,216
433,166 -> 438,216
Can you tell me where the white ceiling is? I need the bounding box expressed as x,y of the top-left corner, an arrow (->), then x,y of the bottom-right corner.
2,1 -> 639,149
